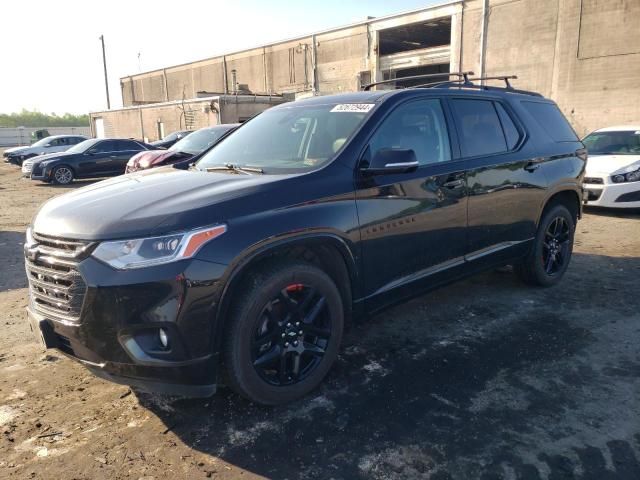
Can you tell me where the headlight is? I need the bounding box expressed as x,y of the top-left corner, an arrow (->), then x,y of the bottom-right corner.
626,170 -> 640,182
612,168 -> 640,183
91,225 -> 227,269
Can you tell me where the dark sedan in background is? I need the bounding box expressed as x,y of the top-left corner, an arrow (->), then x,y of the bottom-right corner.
126,124 -> 239,173
150,130 -> 192,149
24,138 -> 153,184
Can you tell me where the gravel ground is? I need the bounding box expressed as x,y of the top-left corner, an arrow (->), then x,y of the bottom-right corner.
1,156 -> 639,479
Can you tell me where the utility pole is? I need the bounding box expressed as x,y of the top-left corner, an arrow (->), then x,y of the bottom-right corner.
99,35 -> 111,109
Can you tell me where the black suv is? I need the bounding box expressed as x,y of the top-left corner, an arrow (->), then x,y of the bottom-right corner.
25,75 -> 586,405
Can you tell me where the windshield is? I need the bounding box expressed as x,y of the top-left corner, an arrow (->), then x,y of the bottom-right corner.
583,130 -> 640,155
67,139 -> 99,154
162,131 -> 185,142
170,127 -> 230,155
196,103 -> 372,173
31,137 -> 54,147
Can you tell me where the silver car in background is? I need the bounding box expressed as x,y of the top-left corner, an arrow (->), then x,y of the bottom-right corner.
7,135 -> 88,165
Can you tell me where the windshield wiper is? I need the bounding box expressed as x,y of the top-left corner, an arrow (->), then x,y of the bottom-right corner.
206,163 -> 264,175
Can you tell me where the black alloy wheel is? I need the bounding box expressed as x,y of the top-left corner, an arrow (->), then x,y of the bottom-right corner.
516,203 -> 575,286
223,261 -> 344,405
541,216 -> 571,275
251,283 -> 332,386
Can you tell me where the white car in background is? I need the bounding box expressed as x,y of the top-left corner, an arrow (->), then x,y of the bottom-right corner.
582,125 -> 640,208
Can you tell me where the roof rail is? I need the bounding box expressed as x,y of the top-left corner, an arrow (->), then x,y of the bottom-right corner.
409,75 -> 542,97
361,71 -> 475,91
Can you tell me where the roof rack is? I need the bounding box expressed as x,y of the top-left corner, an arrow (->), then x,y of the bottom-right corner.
361,71 -> 475,91
409,75 -> 542,97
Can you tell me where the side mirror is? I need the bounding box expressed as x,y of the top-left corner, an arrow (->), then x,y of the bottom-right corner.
44,144 -> 52,147
361,148 -> 419,175
87,149 -> 97,155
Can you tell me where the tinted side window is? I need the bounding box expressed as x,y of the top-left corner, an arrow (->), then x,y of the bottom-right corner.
116,140 -> 144,151
91,140 -> 117,153
495,103 -> 521,150
522,101 -> 578,142
451,99 -> 507,157
369,99 -> 451,165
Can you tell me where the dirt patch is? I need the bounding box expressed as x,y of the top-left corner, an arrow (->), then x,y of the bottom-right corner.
0,158 -> 639,479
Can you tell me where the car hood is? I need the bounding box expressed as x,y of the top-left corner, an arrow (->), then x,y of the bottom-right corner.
32,167 -> 292,240
30,151 -> 79,165
585,154 -> 640,176
5,146 -> 29,155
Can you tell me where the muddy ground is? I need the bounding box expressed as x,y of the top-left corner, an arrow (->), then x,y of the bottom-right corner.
0,156 -> 639,480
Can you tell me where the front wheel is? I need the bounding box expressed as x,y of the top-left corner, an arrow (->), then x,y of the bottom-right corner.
515,204 -> 575,286
223,261 -> 344,405
51,165 -> 74,185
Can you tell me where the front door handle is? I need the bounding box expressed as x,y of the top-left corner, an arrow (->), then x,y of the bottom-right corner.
524,159 -> 544,172
443,178 -> 464,189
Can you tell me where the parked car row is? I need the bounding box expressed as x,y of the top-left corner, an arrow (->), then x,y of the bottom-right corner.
24,76 -> 593,405
21,138 -> 155,184
9,126 -> 238,184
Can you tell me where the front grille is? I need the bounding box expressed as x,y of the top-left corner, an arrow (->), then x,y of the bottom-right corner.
25,233 -> 95,322
584,177 -> 604,185
31,163 -> 43,176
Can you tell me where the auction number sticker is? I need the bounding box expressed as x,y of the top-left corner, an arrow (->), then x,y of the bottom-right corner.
331,103 -> 375,113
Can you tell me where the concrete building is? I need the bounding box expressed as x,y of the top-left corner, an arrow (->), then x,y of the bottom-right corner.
94,0 -> 640,139
90,94 -> 286,140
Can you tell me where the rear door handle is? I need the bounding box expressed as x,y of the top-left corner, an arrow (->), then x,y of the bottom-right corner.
443,179 -> 464,189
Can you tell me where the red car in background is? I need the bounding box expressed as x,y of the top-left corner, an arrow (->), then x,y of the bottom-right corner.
126,124 -> 239,173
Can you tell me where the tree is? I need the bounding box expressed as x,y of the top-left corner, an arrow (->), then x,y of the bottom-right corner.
0,109 -> 89,128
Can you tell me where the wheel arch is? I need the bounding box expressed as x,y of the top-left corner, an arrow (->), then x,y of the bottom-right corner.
212,233 -> 359,353
538,187 -> 582,227
52,163 -> 77,175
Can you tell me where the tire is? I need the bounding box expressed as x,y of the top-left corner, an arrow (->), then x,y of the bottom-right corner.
515,203 -> 575,287
223,261 -> 344,405
51,165 -> 74,185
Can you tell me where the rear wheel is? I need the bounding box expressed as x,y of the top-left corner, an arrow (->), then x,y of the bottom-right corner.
515,204 -> 575,286
52,165 -> 74,185
223,261 -> 344,405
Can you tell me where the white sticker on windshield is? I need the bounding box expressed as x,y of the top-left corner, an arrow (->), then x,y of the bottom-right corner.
331,103 -> 375,113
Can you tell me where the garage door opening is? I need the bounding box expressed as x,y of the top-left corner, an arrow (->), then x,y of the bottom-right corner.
379,17 -> 451,56
377,17 -> 453,90
383,64 -> 451,89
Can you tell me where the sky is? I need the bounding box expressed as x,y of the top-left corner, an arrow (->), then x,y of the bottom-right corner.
0,0 -> 442,115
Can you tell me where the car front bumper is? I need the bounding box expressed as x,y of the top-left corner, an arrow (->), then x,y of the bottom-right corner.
26,254 -> 229,397
584,180 -> 640,208
30,164 -> 50,181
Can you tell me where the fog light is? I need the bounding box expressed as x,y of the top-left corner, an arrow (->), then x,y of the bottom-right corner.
159,328 -> 169,349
